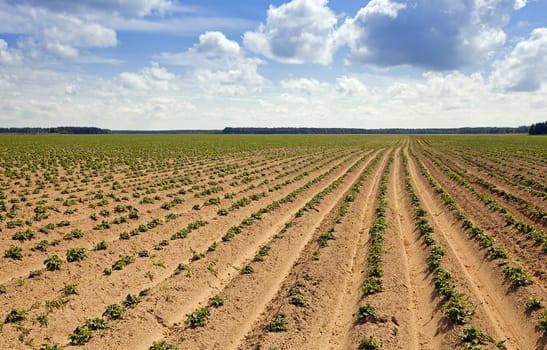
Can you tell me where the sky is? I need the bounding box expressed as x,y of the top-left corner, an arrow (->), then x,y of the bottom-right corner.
0,0 -> 546,130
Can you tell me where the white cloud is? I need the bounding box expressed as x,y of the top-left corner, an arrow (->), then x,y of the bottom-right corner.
514,0 -> 527,10
490,27 -> 547,92
338,0 -> 524,70
0,3 -> 117,61
1,63 -> 545,129
117,62 -> 175,91
243,0 -> 338,65
43,20 -> 116,49
0,39 -> 22,65
158,31 -> 266,96
158,31 -> 241,67
280,93 -> 310,105
357,0 -> 406,18
194,61 -> 265,96
193,31 -> 240,57
335,75 -> 367,96
280,77 -> 326,94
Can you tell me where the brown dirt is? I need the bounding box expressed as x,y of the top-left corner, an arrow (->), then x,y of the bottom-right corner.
238,150 -> 389,350
1,137 -> 545,350
407,146 -> 545,350
415,147 -> 547,290
71,150 -> 375,350
0,150 -> 356,349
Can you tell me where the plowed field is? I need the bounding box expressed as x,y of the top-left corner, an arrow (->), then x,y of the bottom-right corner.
0,134 -> 545,350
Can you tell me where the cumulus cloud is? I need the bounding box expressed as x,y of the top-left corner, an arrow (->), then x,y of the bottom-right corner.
514,0 -> 527,10
490,27 -> 547,92
243,0 -> 338,65
194,63 -> 265,96
338,0 -> 525,70
280,77 -> 326,94
117,62 -> 175,91
158,31 -> 241,67
193,31 -> 240,57
0,39 -> 22,65
335,75 -> 368,96
0,3 -> 118,61
158,31 -> 266,96
42,20 -> 116,49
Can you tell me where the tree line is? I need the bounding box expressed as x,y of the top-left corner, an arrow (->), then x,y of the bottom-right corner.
529,121 -> 547,135
222,126 -> 530,134
1,124 -> 544,135
0,127 -> 110,134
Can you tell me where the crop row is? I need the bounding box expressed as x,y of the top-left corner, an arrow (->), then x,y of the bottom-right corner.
354,152 -> 393,349
420,146 -> 546,226
418,147 -> 546,251
402,153 -> 507,348
143,151 -> 379,348
0,152 -> 362,347
410,150 -> 547,335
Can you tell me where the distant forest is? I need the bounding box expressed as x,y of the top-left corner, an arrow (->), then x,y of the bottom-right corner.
222,126 -> 530,134
0,127 -> 111,134
1,124 -> 545,134
529,121 -> 547,135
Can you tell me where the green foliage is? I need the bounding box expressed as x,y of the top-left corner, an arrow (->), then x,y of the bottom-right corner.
356,304 -> 376,322
486,246 -> 507,260
526,297 -> 543,310
69,326 -> 93,345
317,230 -> 335,248
503,265 -> 532,287
426,246 -> 445,272
44,255 -> 62,271
62,283 -> 78,296
253,245 -> 271,262
362,276 -> 383,295
112,255 -> 135,270
4,245 -> 23,259
538,310 -> 547,333
102,304 -> 125,320
268,313 -> 287,332
28,269 -> 42,278
122,294 -> 141,308
33,240 -> 49,252
149,341 -> 179,350
12,229 -> 34,241
208,295 -> 224,307
66,247 -> 87,262
63,228 -> 84,240
138,249 -> 150,257
5,308 -> 27,323
460,326 -> 495,347
36,313 -> 48,327
240,265 -> 254,274
358,335 -> 382,349
187,307 -> 210,328
444,294 -> 474,325
94,240 -> 108,250
84,317 -> 108,330
222,225 -> 242,241
207,242 -> 217,252
174,263 -> 191,276
189,250 -> 204,261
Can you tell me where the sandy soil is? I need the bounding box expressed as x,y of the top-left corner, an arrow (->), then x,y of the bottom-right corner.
1,139 -> 545,350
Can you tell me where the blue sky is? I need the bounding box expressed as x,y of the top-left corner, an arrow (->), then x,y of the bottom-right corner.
0,0 -> 546,130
